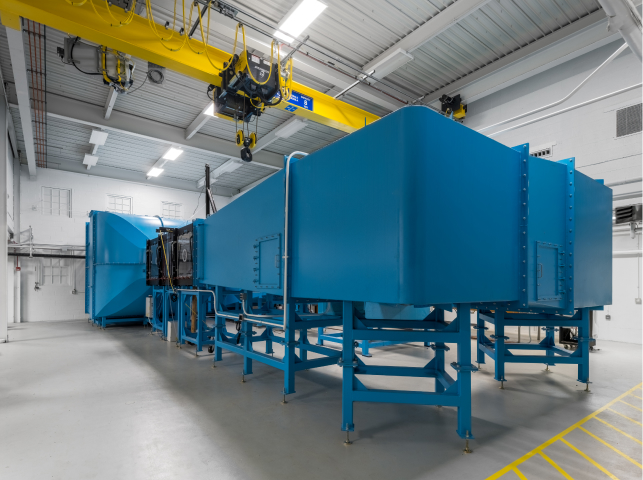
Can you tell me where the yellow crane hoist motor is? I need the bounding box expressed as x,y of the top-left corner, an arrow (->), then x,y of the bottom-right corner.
207,24 -> 293,162
439,94 -> 467,120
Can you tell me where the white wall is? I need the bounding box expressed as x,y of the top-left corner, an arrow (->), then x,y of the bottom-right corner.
6,140 -> 13,234
17,166 -> 232,322
464,41 -> 642,344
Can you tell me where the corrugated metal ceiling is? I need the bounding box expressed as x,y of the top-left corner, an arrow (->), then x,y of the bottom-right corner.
388,0 -> 602,95
0,0 -> 604,193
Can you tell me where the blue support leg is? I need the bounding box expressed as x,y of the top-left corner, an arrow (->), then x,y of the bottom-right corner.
316,327 -> 324,346
214,286 -> 224,363
242,319 -> 253,378
543,327 -> 556,371
577,308 -> 590,387
434,309 -> 446,395
283,302 -> 297,399
456,304 -> 474,452
476,310 -> 485,368
299,328 -> 308,362
196,293 -> 205,354
341,301 -> 355,444
494,310 -> 507,386
360,339 -> 371,357
265,326 -> 274,354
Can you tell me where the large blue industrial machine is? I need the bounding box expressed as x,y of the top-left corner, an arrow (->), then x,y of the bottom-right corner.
86,105 -> 612,450
85,211 -> 185,328
196,105 -> 611,448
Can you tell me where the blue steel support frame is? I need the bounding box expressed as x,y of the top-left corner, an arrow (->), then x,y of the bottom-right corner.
177,290 -> 216,354
212,291 -> 343,398
316,303 -> 411,356
341,304 -> 476,441
148,286 -> 165,335
317,328 -> 409,357
476,308 -> 592,385
147,287 -> 178,340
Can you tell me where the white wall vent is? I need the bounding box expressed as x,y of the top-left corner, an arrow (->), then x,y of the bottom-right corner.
616,103 -> 642,138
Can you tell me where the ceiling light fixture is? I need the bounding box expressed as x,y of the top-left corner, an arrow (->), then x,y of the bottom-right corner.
147,167 -> 164,177
89,130 -> 109,146
278,0 -> 327,38
274,30 -> 294,43
83,154 -> 98,170
163,147 -> 183,160
204,103 -> 216,117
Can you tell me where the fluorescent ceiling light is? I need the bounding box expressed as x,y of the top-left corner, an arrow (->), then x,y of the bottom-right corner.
147,167 -> 164,177
204,103 -> 216,117
83,154 -> 98,170
89,130 -> 109,146
369,49 -> 413,81
279,0 -> 327,38
163,147 -> 183,160
274,30 -> 294,43
275,119 -> 308,139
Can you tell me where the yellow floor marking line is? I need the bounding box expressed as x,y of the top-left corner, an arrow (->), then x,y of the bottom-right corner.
619,400 -> 642,412
512,467 -> 528,480
560,438 -> 619,480
539,452 -> 574,480
578,426 -> 642,468
629,395 -> 642,400
607,408 -> 643,426
593,416 -> 643,445
485,383 -> 642,480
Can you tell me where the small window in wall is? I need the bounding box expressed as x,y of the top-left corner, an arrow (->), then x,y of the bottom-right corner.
616,103 -> 642,137
162,202 -> 182,219
41,187 -> 71,217
42,258 -> 69,285
108,195 -> 132,214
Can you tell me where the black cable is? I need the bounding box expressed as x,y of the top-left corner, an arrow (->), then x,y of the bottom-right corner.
191,186 -> 205,219
125,72 -> 149,95
70,37 -> 102,76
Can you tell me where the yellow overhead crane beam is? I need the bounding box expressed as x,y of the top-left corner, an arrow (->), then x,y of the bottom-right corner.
0,0 -> 380,133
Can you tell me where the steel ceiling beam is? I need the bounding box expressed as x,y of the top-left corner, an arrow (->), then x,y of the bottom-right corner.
422,8 -> 613,107
185,102 -> 214,140
43,92 -> 284,169
252,117 -> 308,154
103,87 -> 118,120
362,0 -> 493,75
0,0 -> 379,133
3,12 -> 36,176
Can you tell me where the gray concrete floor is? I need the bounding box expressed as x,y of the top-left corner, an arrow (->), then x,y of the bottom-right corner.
0,320 -> 641,480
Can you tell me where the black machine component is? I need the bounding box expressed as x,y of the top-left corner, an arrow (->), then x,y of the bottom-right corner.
559,312 -> 597,350
206,22 -> 293,163
208,50 -> 281,162
205,164 -> 217,217
146,236 -> 162,286
439,93 -> 467,120
213,51 -> 280,120
175,223 -> 195,286
614,204 -> 642,224
146,229 -> 176,286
